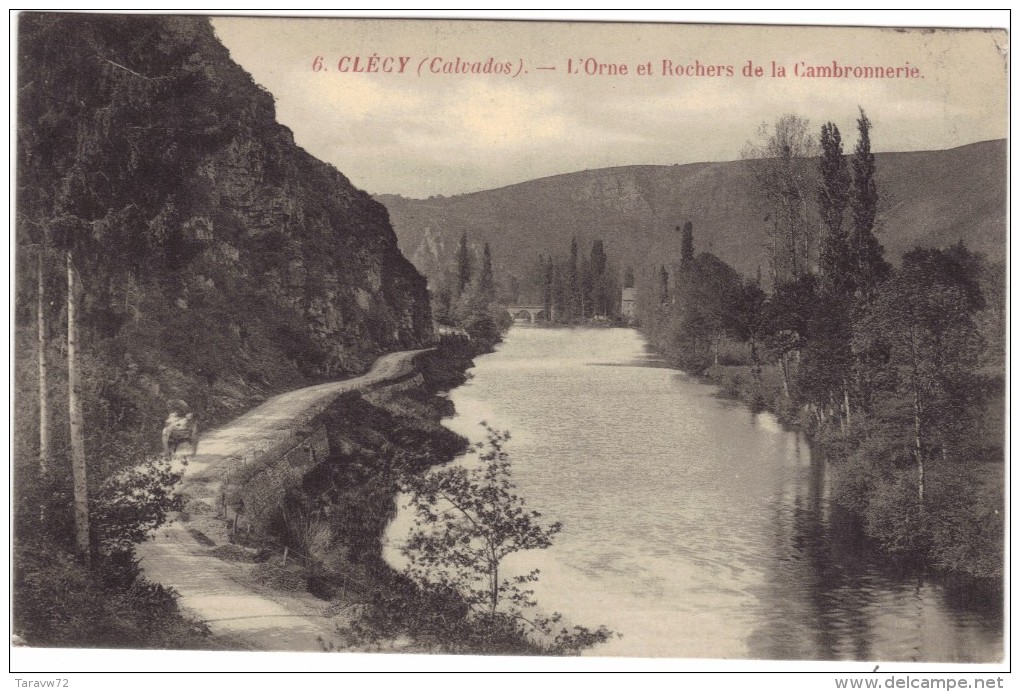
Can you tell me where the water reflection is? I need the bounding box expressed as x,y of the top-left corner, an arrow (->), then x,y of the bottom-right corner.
392,327 -> 1001,661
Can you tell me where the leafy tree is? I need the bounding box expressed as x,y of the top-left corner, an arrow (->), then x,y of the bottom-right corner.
578,253 -> 592,318
763,275 -> 817,400
671,253 -> 743,370
400,425 -> 614,653
92,453 -> 184,555
525,253 -> 546,301
730,279 -> 767,382
742,114 -> 819,283
431,284 -> 453,326
854,246 -> 984,505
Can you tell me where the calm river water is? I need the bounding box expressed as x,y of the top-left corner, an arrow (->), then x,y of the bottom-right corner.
387,327 -> 1002,661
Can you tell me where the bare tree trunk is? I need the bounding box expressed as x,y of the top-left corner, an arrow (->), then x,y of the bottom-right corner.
67,251 -> 90,562
125,271 -> 141,323
37,250 -> 49,476
842,377 -> 852,432
908,325 -> 924,507
769,218 -> 779,286
490,550 -> 499,617
779,352 -> 791,399
787,204 -> 798,280
750,336 -> 762,383
914,388 -> 924,506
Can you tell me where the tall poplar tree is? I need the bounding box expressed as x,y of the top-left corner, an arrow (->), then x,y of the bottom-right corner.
456,231 -> 472,296
817,122 -> 852,293
811,121 -> 855,429
567,237 -> 580,320
849,108 -> 889,296
589,239 -> 608,317
543,257 -> 553,321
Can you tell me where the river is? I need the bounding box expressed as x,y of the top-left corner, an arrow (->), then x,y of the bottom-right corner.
387,327 -> 1002,661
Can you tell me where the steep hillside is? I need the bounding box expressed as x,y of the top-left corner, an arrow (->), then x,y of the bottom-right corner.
379,140 -> 1005,295
14,13 -> 435,650
16,14 -> 432,437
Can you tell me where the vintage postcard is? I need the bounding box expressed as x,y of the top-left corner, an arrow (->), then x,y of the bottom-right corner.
11,10 -> 1008,677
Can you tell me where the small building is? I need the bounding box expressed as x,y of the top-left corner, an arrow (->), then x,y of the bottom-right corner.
621,287 -> 636,322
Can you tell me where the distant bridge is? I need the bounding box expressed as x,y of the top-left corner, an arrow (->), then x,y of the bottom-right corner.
506,304 -> 552,324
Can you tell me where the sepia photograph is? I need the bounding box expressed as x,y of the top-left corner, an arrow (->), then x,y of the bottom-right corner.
10,10 -> 1008,677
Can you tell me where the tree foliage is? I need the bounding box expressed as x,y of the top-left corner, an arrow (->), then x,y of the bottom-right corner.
428,231 -> 509,350
456,231 -> 472,295
855,246 -> 985,505
817,122 -> 853,293
742,114 -> 819,283
400,425 -> 615,653
849,108 -> 889,295
639,108 -> 1003,580
519,236 -> 622,323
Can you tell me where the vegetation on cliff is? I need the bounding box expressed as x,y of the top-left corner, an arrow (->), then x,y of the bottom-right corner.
14,13 -> 432,648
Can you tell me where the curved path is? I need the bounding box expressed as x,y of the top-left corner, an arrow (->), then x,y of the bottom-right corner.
137,348 -> 430,652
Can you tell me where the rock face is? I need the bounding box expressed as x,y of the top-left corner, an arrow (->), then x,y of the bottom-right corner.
17,14 -> 432,425
197,120 -> 432,371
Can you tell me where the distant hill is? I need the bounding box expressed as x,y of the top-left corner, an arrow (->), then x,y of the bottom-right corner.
378,140 -> 1005,299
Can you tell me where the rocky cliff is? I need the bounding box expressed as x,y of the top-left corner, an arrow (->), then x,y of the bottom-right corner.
16,14 -> 432,432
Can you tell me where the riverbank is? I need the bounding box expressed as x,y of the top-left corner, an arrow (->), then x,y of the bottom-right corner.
135,333 -> 526,653
644,333 -> 1004,590
516,317 -> 631,330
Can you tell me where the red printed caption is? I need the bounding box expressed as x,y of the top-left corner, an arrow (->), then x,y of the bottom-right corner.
311,54 -> 923,80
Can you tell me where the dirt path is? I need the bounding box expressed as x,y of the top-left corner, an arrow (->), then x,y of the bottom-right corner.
136,349 -> 430,652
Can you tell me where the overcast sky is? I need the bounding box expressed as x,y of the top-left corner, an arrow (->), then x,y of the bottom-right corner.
210,13 -> 1007,198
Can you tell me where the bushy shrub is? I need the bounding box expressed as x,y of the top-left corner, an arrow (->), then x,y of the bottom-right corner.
13,542 -> 211,649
